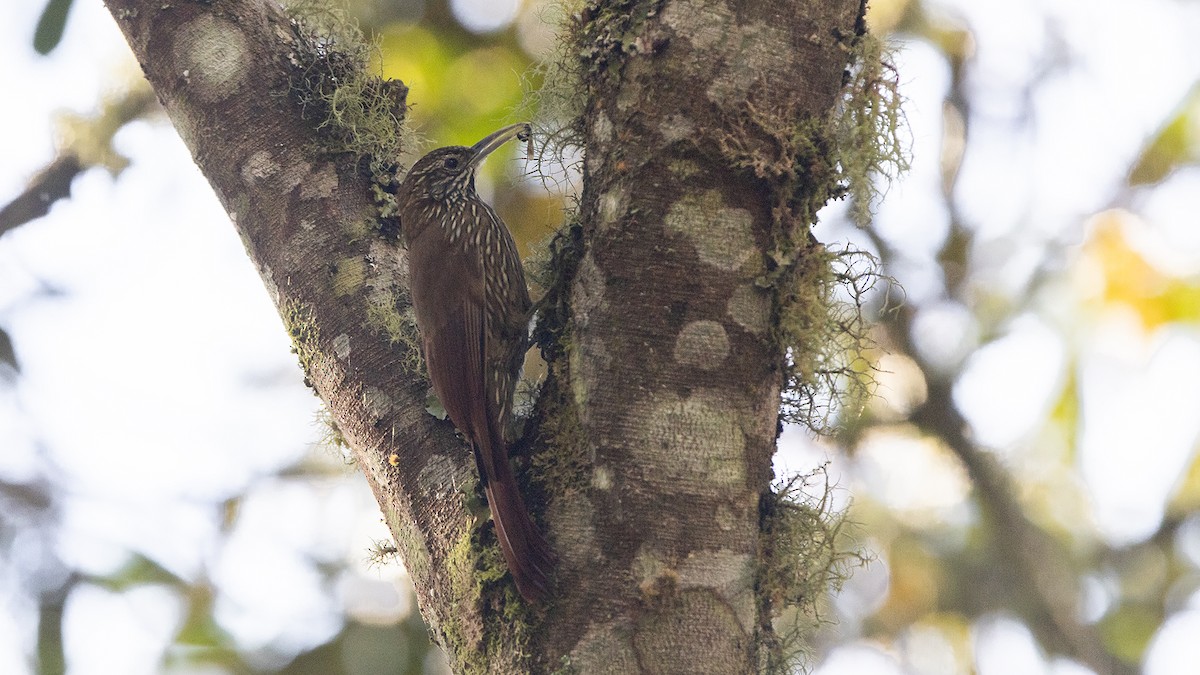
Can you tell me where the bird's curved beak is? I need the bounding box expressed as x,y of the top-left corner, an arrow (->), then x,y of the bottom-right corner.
468,123 -> 531,171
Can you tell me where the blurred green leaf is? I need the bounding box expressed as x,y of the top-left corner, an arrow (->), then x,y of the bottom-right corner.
174,584 -> 236,652
1129,85 -> 1200,186
34,0 -> 74,55
1098,603 -> 1160,663
376,23 -> 531,153
93,553 -> 185,591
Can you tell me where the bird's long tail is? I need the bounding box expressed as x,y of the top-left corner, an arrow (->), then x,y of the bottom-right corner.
483,458 -> 555,602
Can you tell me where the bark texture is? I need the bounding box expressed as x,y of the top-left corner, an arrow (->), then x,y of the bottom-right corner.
102,0 -> 521,669
105,0 -> 864,672
539,0 -> 861,671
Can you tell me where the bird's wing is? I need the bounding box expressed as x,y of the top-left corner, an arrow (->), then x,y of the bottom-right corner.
421,301 -> 497,477
406,220 -> 493,467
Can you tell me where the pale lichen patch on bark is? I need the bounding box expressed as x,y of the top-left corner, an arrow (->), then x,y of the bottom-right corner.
592,464 -> 613,490
630,390 -> 746,495
572,253 -> 607,322
673,319 -> 730,370
705,21 -> 791,102
727,284 -> 771,335
676,550 -> 756,632
361,385 -> 394,420
278,159 -> 311,195
714,502 -> 736,531
664,190 -> 756,272
300,162 -> 339,200
569,622 -> 640,675
332,332 -> 351,361
593,109 -> 614,144
569,253 -> 611,410
633,550 -> 681,604
660,112 -> 696,144
632,589 -> 747,675
615,58 -> 653,113
659,0 -> 735,51
172,15 -> 249,103
241,150 -> 280,183
598,185 -> 628,230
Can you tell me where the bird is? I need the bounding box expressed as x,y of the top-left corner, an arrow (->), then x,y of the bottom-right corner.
395,123 -> 554,602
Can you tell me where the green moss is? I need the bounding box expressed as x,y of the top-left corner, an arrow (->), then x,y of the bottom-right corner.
757,466 -> 866,673
331,255 -> 365,296
529,366 -> 590,494
280,297 -> 321,387
344,216 -> 375,242
526,216 -> 592,495
364,288 -> 425,375
443,528 -> 482,662
441,523 -> 536,674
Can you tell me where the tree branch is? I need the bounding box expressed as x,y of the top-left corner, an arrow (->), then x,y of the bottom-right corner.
102,0 -> 501,664
105,0 -> 871,670
0,84 -> 157,237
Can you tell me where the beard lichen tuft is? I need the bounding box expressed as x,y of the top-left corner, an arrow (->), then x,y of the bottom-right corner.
776,244 -> 883,433
758,466 -> 868,673
836,30 -> 910,226
313,404 -> 353,461
707,28 -> 905,433
282,0 -> 411,179
517,0 -> 589,193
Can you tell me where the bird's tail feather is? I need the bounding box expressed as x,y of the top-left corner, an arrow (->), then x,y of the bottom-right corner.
484,461 -> 555,602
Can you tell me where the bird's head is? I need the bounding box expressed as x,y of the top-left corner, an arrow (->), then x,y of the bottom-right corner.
399,123 -> 531,204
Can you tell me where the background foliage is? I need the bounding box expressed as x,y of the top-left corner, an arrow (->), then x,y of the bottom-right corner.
3,0 -> 1200,673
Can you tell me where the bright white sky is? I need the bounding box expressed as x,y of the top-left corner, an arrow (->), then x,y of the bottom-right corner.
2,0 -> 1200,674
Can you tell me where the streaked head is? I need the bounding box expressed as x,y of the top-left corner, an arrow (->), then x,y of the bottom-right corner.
399,123 -> 531,203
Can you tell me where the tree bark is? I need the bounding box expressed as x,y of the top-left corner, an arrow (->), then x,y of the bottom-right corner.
541,1 -> 861,671
103,0 -> 494,666
104,0 -> 864,671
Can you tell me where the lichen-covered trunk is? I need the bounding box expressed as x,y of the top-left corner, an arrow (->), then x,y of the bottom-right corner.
537,0 -> 862,670
103,0 -> 528,670
106,0 -> 864,671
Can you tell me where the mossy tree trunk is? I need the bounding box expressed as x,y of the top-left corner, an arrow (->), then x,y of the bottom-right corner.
105,0 -> 865,672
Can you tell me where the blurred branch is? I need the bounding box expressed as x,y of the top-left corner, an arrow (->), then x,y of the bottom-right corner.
0,82 -> 158,237
35,572 -> 79,675
856,12 -> 1128,666
0,155 -> 81,238
888,301 -> 1129,675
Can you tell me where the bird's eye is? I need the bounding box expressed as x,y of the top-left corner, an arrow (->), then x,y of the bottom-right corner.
442,156 -> 460,170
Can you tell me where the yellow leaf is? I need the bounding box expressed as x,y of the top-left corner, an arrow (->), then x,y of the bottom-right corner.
1129,84 -> 1200,186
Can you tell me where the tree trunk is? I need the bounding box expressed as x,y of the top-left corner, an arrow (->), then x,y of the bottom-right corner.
104,0 -> 865,671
